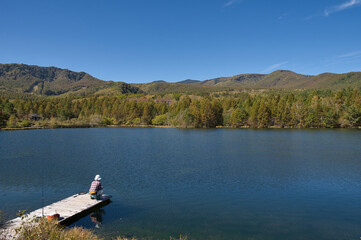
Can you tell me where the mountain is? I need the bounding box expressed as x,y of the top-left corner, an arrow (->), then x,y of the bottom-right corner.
177,70 -> 361,89
1,63 -> 361,96
0,63 -> 141,96
177,79 -> 201,84
151,80 -> 167,83
131,81 -> 218,95
198,73 -> 265,87
133,70 -> 361,94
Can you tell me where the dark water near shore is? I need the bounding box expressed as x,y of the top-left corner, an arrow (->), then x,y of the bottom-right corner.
0,128 -> 361,239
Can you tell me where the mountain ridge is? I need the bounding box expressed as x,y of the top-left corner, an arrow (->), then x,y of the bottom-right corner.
173,70 -> 361,89
0,63 -> 141,96
1,63 -> 361,96
133,70 -> 361,94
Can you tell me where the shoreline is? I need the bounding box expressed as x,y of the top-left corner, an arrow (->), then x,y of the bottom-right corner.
1,125 -> 360,131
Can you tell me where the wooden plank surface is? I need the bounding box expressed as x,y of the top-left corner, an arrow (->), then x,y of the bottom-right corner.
0,193 -> 111,239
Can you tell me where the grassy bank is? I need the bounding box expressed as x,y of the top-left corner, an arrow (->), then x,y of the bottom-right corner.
1,122 -> 361,132
1,217 -> 187,240
0,210 -> 187,240
0,124 -> 177,131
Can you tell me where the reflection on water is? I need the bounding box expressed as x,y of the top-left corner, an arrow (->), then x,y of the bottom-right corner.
0,128 -> 361,240
90,209 -> 105,228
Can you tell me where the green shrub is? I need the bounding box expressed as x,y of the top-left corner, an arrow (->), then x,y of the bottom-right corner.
345,105 -> 361,127
102,117 -> 117,125
152,114 -> 167,125
132,118 -> 141,125
6,115 -> 17,128
19,120 -> 31,128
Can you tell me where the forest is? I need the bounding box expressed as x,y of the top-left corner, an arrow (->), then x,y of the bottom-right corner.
0,88 -> 360,129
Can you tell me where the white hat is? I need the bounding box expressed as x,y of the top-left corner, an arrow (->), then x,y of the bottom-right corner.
94,175 -> 102,181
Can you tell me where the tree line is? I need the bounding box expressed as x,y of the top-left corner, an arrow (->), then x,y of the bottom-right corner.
0,88 -> 360,129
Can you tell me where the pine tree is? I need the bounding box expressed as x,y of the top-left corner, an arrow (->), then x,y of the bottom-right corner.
345,105 -> 361,127
230,108 -> 248,127
7,115 -> 17,128
249,100 -> 260,127
290,100 -> 307,127
200,98 -> 216,128
257,100 -> 271,128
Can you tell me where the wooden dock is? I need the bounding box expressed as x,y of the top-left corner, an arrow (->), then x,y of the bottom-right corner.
0,193 -> 111,239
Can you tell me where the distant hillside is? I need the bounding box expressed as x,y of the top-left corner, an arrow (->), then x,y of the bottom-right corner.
151,80 -> 167,83
1,63 -> 361,96
177,79 -> 200,84
133,70 -> 361,94
177,70 -> 361,89
132,81 -> 223,95
0,63 -> 141,96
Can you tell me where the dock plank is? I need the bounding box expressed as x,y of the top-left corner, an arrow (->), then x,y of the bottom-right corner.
0,193 -> 111,239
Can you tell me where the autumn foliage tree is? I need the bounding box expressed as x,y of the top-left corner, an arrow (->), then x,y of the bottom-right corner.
0,88 -> 360,129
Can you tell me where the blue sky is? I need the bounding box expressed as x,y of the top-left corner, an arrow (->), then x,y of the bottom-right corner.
1,0 -> 361,83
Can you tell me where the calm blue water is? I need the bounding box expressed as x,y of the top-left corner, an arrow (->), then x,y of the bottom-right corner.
0,128 -> 361,239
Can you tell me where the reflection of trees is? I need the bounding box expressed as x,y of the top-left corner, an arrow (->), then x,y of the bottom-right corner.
90,209 -> 105,228
0,209 -> 4,227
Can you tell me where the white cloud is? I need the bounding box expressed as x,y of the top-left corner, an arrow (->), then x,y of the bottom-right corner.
324,0 -> 361,16
304,14 -> 317,20
223,0 -> 241,8
261,61 -> 288,73
337,50 -> 361,59
278,13 -> 290,20
324,50 -> 361,67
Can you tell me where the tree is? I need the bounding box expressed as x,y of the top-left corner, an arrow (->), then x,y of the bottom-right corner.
275,97 -> 290,127
141,102 -> 155,125
7,115 -> 17,128
322,109 -> 339,128
257,100 -> 271,128
3,102 -> 15,115
44,102 -> 53,118
211,99 -> 223,126
335,90 -> 344,105
0,110 -> 7,128
152,114 -> 167,125
19,120 -> 31,128
230,108 -> 248,127
305,95 -> 322,128
189,101 -> 202,128
200,98 -> 217,128
290,100 -> 307,127
102,117 -> 117,125
249,100 -> 260,127
345,105 -> 361,127
305,109 -> 318,128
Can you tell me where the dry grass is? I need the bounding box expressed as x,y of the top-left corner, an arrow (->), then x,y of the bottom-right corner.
170,236 -> 188,240
14,218 -> 103,240
115,237 -> 187,240
2,213 -> 188,240
114,238 -> 137,240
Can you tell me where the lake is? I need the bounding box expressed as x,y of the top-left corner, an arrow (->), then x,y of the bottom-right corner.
0,128 -> 361,239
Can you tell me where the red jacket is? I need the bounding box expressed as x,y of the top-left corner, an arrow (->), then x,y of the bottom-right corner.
89,180 -> 103,194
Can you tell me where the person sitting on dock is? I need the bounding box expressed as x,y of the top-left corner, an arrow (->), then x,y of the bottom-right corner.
89,175 -> 103,200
